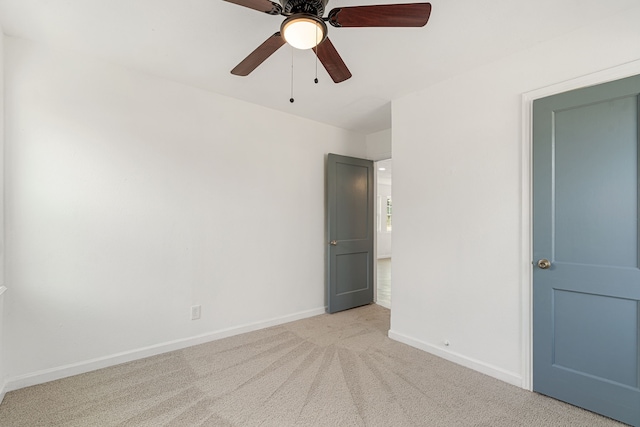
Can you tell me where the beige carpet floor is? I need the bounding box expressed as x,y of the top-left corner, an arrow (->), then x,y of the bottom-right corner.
0,304 -> 626,426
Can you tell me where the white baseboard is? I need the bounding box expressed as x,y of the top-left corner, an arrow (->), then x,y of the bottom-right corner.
388,330 -> 523,388
4,306 -> 326,393
1,286 -> 7,404
0,380 -> 6,405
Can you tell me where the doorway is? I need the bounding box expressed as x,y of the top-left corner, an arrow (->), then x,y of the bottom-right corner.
376,159 -> 392,308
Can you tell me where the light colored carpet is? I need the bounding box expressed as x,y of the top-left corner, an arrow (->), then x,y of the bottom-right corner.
0,304 -> 626,426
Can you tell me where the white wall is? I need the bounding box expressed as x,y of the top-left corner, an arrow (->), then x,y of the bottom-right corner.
366,128 -> 391,161
376,182 -> 392,259
0,29 -> 4,287
3,36 -> 367,388
390,5 -> 640,387
0,28 -> 6,401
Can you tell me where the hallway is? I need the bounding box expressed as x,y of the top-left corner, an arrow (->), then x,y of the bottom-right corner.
377,257 -> 391,308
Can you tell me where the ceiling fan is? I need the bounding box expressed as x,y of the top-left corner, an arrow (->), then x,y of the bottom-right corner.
224,0 -> 432,83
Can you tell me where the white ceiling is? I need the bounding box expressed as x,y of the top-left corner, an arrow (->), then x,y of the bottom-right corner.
0,0 -> 637,134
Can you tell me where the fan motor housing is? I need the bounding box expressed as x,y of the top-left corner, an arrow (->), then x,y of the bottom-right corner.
280,0 -> 328,17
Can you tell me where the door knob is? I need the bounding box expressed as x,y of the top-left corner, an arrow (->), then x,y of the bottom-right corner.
330,240 -> 338,246
537,259 -> 551,269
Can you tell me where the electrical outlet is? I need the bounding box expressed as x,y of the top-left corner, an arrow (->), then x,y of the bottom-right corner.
191,305 -> 201,320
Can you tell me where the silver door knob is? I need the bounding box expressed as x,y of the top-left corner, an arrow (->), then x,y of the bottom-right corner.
330,240 -> 338,246
537,259 -> 551,269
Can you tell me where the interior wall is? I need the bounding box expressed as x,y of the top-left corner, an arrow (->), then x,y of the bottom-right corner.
390,5 -> 640,387
376,181 -> 392,259
0,28 -> 6,400
366,129 -> 391,161
0,29 -> 4,287
2,36 -> 367,386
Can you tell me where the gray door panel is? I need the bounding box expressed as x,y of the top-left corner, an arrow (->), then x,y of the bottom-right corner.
327,154 -> 374,313
533,74 -> 640,426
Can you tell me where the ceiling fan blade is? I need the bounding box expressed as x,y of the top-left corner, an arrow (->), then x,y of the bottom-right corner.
328,3 -> 431,27
223,0 -> 282,15
313,38 -> 352,83
231,33 -> 286,76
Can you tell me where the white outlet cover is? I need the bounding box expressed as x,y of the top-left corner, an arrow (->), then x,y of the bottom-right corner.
191,305 -> 201,320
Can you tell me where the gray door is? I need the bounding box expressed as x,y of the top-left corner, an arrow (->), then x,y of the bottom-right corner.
326,153 -> 374,313
533,74 -> 640,426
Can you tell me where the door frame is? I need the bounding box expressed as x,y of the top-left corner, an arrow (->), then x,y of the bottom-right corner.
520,59 -> 640,391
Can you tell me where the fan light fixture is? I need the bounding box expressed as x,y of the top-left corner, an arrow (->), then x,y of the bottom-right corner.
281,15 -> 327,50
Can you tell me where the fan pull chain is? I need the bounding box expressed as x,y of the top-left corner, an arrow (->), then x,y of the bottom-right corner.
290,46 -> 295,103
314,26 -> 319,84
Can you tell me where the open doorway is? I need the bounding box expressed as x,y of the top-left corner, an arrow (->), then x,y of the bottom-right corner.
376,159 -> 392,308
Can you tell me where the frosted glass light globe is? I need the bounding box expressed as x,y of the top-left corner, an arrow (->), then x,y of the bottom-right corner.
282,17 -> 325,50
